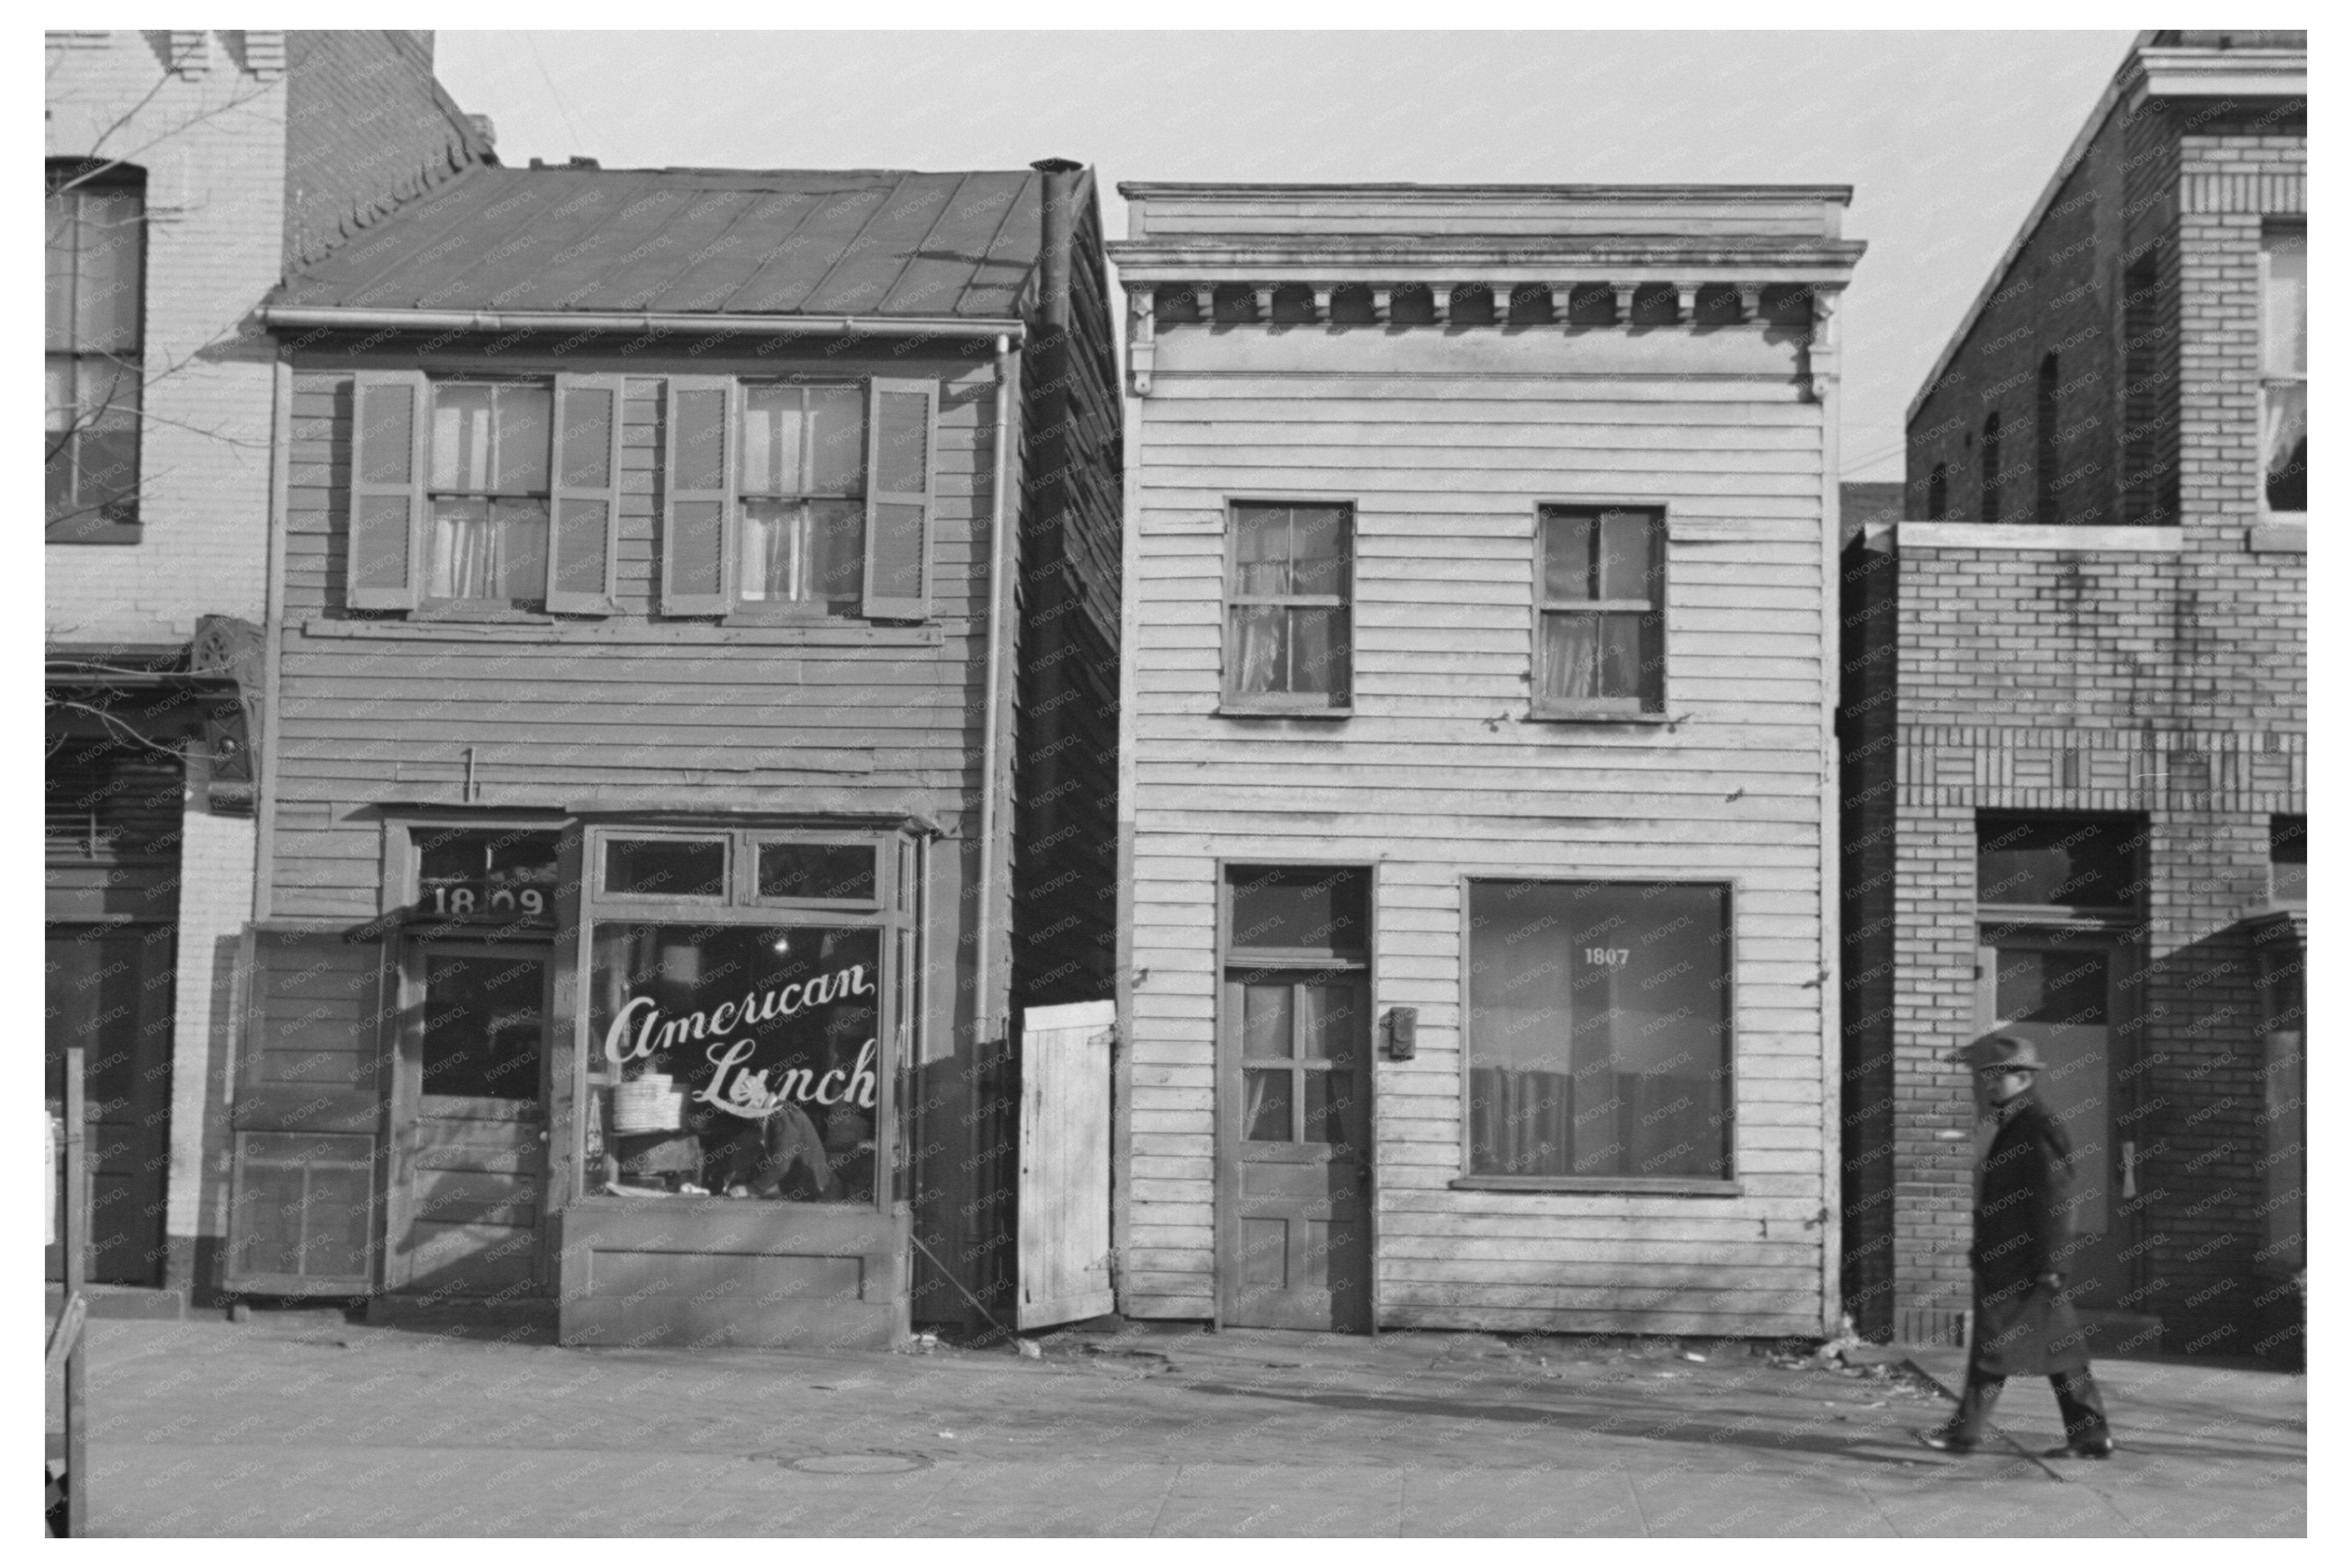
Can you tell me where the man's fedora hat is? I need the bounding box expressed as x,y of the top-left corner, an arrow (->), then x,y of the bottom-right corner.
1951,1034 -> 2045,1072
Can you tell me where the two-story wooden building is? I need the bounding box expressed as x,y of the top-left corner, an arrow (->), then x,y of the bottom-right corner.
230,159 -> 1122,1346
1107,184 -> 1863,1337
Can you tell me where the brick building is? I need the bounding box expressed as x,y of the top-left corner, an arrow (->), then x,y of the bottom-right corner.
1841,32 -> 2304,1358
46,30 -> 488,1302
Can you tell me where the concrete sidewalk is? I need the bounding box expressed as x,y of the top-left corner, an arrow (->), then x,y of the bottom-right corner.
53,1314 -> 2306,1536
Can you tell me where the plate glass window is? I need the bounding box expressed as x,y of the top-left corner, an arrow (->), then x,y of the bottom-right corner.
428,381 -> 552,603
1466,880 -> 1731,1181
1537,506 -> 1663,712
2261,228 -> 2306,515
739,383 -> 867,610
46,163 -> 144,533
1227,504 -> 1351,707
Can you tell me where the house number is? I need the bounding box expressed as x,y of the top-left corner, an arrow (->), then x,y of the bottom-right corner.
428,885 -> 547,917
1584,947 -> 1631,967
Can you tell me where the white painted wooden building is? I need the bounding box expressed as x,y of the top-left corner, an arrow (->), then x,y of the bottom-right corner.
1107,183 -> 1864,1338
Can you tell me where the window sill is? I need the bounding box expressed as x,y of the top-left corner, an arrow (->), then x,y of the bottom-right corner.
1216,701 -> 1352,720
1525,704 -> 1670,724
1450,1175 -> 1745,1197
47,520 -> 143,545
2249,522 -> 2306,554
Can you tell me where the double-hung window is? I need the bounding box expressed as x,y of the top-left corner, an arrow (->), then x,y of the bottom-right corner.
347,370 -> 625,615
1225,502 -> 1352,711
662,376 -> 938,621
46,162 -> 145,539
1535,505 -> 1664,715
2260,228 -> 2306,517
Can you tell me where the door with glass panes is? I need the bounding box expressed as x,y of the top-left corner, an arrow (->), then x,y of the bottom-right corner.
1222,969 -> 1372,1331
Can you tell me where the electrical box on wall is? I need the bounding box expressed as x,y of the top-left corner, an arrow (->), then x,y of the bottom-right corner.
1382,1006 -> 1417,1060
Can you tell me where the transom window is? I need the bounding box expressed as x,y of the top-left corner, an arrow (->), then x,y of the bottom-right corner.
46,162 -> 145,537
1536,505 -> 1664,714
1225,502 -> 1352,710
2260,228 -> 2306,516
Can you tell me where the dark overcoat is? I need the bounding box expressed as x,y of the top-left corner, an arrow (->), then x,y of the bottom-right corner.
1968,1091 -> 2093,1377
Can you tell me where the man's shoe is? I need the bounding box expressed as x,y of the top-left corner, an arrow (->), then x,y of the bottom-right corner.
2042,1438 -> 2116,1460
1913,1427 -> 1979,1455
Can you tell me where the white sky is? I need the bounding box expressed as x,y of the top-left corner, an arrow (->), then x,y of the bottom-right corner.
438,28 -> 2135,485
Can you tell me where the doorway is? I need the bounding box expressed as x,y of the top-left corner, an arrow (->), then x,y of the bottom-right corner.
387,941 -> 550,1296
1220,969 -> 1372,1331
1975,931 -> 2133,1309
46,924 -> 175,1285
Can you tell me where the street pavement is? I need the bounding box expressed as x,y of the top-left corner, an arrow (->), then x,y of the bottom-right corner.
51,1311 -> 2306,1536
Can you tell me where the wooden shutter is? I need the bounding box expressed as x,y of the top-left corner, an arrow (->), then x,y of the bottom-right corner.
222,926 -> 392,1295
863,377 -> 938,621
1017,1000 -> 1117,1328
347,370 -> 429,610
547,373 -> 625,614
661,375 -> 733,615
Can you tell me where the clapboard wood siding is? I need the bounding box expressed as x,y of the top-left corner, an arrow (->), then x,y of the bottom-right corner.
1117,208 -> 1842,1334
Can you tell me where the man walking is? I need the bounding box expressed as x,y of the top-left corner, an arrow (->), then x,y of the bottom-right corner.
1916,1034 -> 2118,1460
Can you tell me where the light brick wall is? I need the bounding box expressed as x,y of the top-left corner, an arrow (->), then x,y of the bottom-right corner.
45,30 -> 287,644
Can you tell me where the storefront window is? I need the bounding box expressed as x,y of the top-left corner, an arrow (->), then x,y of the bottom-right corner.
1466,880 -> 1732,1181
588,921 -> 882,1202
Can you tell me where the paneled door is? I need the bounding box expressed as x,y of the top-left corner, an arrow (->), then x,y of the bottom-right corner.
46,924 -> 174,1285
387,941 -> 550,1297
1220,970 -> 1371,1331
1976,933 -> 2132,1309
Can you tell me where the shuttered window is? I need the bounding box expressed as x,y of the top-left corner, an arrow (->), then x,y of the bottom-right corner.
656,374 -> 938,622
346,372 -> 624,615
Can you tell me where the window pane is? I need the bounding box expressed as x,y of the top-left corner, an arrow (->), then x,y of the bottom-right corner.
46,193 -> 73,351
2272,816 -> 2306,902
2263,232 -> 2306,377
1594,612 -> 1648,699
811,498 -> 865,599
493,384 -> 551,494
1230,604 -> 1284,694
757,842 -> 878,902
1290,505 -> 1346,596
2264,384 -> 2306,513
1539,613 -> 1598,700
1233,506 -> 1292,595
1242,1069 -> 1292,1142
431,384 -> 493,493
1301,1071 -> 1352,1145
741,386 -> 805,496
73,189 -> 144,353
1597,511 -> 1655,602
1542,511 -> 1594,602
1298,981 -> 1362,1063
603,837 -> 727,898
739,502 -> 802,602
429,498 -> 494,599
1241,983 -> 1294,1058
1976,816 -> 2144,907
1467,880 -> 1731,1179
492,497 -> 549,600
587,922 -> 881,1202
420,952 -> 545,1099
559,386 -> 615,490
1288,607 -> 1346,700
808,385 -> 866,496
1229,866 -> 1369,954
1994,948 -> 2107,1028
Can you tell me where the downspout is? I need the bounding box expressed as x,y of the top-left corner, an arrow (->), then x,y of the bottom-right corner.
975,332 -> 1020,1046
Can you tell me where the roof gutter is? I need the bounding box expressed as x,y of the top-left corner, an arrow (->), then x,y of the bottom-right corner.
259,305 -> 1028,343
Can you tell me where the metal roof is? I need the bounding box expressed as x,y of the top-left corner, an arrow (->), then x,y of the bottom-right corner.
273,165 -> 1058,320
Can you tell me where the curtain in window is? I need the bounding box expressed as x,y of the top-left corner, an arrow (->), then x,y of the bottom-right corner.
1540,613 -> 1646,701
430,498 -> 547,601
741,500 -> 864,603
1233,605 -> 1285,694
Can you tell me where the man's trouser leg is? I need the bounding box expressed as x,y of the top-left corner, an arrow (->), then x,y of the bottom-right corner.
1949,1372 -> 2005,1444
2049,1368 -> 2112,1445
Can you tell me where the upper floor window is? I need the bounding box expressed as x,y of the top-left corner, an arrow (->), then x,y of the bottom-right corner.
1535,505 -> 1664,717
2270,815 -> 2305,904
46,162 -> 144,540
1979,411 -> 2003,523
663,377 -> 936,621
1225,502 -> 1351,711
2261,228 -> 2306,516
2035,353 -> 2061,526
349,371 -> 623,616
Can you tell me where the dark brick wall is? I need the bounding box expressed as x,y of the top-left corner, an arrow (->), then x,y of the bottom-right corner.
282,30 -> 486,271
1858,76 -> 2305,1354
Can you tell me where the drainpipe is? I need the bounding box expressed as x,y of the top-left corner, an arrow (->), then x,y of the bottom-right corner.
975,332 -> 1020,1046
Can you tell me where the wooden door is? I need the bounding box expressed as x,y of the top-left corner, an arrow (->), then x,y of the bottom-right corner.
1018,1000 -> 1116,1329
1221,971 -> 1372,1331
225,927 -> 390,1294
1977,933 -> 2129,1308
387,941 -> 549,1297
46,924 -> 174,1285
